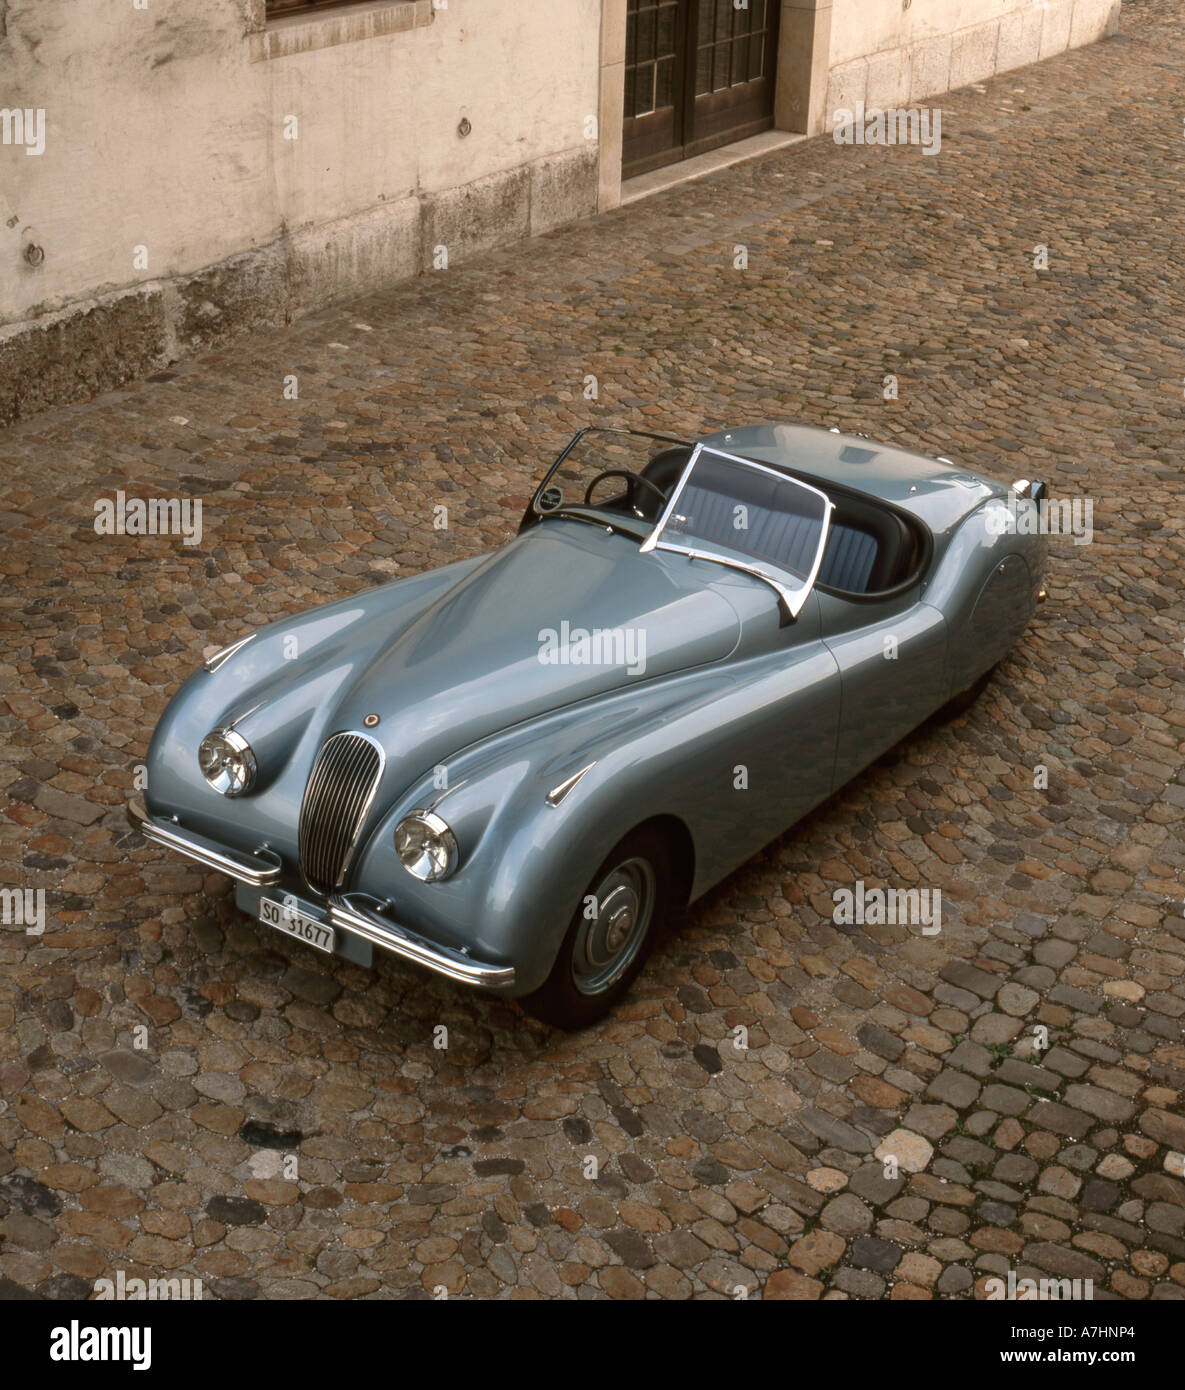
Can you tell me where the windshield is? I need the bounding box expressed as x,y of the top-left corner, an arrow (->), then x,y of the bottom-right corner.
528,427 -> 692,537
529,431 -> 834,618
641,445 -> 834,618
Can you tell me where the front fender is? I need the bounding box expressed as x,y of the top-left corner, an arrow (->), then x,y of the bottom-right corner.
349,682 -> 708,994
143,555 -> 485,852
351,636 -> 840,995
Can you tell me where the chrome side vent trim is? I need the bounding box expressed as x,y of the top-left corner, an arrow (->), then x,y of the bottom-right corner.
202,634 -> 255,673
298,731 -> 384,895
546,762 -> 595,807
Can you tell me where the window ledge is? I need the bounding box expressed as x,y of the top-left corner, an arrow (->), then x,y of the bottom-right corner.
250,0 -> 434,62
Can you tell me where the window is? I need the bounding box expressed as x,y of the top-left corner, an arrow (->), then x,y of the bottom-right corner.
254,0 -> 429,60
266,0 -> 362,16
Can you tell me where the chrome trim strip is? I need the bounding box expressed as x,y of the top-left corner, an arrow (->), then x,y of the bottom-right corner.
422,777 -> 469,813
127,796 -> 281,887
329,894 -> 516,989
546,762 -> 596,807
638,441 -> 701,555
675,547 -> 800,611
225,701 -> 264,732
202,634 -> 255,673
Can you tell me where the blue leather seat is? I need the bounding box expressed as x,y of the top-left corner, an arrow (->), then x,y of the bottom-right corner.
674,484 -> 822,578
817,523 -> 878,592
641,448 -> 915,596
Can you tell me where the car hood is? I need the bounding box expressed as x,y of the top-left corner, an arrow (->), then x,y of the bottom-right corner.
235,520 -> 740,785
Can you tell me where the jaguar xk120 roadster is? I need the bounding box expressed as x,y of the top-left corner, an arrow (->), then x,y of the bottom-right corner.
128,424 -> 1047,1027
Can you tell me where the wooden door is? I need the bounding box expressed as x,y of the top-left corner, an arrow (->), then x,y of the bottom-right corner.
622,0 -> 780,179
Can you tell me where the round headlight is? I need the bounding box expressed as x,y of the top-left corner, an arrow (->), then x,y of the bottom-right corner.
394,811 -> 457,882
198,728 -> 256,797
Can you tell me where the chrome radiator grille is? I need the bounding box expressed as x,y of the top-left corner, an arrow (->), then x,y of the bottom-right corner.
298,732 -> 384,894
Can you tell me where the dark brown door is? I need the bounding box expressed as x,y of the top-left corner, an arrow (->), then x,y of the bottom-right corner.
622,0 -> 780,180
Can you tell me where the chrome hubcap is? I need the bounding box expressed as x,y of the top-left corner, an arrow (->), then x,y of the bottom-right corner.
605,900 -> 635,952
572,857 -> 655,996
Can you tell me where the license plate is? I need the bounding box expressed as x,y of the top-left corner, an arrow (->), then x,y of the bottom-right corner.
259,896 -> 336,955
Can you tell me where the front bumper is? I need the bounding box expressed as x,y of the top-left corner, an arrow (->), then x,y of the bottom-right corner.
127,794 -> 281,885
126,796 -> 516,991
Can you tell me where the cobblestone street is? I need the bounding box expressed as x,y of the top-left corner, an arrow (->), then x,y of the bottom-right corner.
1,0 -> 1183,1300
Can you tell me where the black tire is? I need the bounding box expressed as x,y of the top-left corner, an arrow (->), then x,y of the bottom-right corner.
523,827 -> 671,1030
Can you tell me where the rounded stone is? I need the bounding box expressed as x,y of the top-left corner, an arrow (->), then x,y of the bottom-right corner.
997,984 -> 1039,1017
819,1193 -> 874,1237
806,1168 -> 848,1194
875,1129 -> 934,1175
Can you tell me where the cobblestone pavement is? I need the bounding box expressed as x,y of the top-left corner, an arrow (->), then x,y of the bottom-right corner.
1,0 -> 1184,1302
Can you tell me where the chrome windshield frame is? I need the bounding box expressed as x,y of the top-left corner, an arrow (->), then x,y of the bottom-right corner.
639,443 -> 835,619
529,426 -> 694,512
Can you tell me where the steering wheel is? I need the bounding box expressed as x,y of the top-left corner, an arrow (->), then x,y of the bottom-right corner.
582,468 -> 670,519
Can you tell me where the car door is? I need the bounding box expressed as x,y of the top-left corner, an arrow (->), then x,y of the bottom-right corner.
817,591 -> 949,789
744,587 -> 842,846
674,585 -> 841,892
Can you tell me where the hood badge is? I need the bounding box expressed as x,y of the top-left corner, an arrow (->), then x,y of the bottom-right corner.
363,714 -> 380,728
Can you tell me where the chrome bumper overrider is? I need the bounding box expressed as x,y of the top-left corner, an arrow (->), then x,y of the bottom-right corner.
126,797 -> 515,990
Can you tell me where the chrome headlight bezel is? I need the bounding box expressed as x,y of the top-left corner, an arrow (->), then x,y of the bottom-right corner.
198,728 -> 257,797
394,811 -> 458,882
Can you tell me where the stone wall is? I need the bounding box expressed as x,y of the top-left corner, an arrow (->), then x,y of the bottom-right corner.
1,0 -> 1127,427
0,0 -> 601,427
825,0 -> 1122,115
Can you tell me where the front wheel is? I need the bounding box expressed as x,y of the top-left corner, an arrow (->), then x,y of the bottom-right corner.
522,828 -> 671,1030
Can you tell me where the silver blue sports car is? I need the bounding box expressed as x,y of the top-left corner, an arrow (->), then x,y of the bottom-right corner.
128,424 -> 1047,1027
